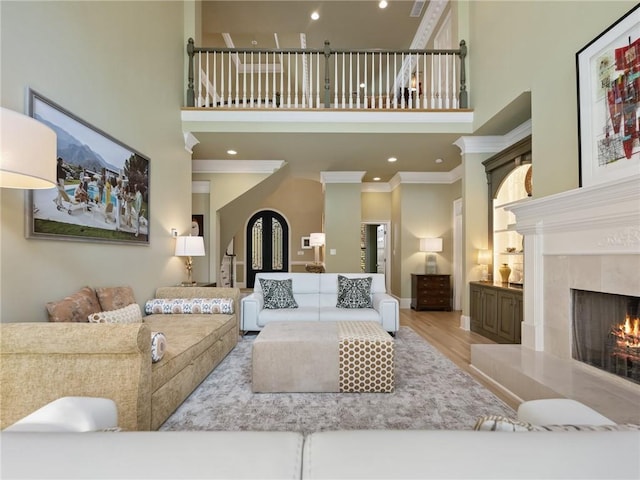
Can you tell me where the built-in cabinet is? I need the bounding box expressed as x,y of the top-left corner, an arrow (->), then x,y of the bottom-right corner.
470,281 -> 522,343
470,135 -> 531,344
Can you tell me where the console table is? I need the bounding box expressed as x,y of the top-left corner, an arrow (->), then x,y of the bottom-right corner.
410,274 -> 451,311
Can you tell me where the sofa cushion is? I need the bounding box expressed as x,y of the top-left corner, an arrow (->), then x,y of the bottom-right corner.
257,307 -> 320,326
46,287 -> 101,323
259,278 -> 298,309
150,332 -> 167,363
336,275 -> 373,309
145,314 -> 236,392
95,286 -> 136,311
319,307 -> 381,322
144,298 -> 234,315
87,303 -> 142,324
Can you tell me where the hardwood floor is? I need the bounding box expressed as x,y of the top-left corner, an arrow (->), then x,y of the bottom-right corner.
400,308 -> 521,411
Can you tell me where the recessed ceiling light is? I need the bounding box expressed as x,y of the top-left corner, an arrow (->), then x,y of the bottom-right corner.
311,11 -> 319,20
379,1 -> 388,8
388,157 -> 397,162
435,158 -> 443,164
373,177 -> 381,181
227,150 -> 237,155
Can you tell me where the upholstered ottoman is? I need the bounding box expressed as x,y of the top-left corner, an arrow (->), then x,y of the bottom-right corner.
252,321 -> 394,393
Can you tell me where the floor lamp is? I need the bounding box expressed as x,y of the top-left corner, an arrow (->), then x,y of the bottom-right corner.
420,237 -> 443,274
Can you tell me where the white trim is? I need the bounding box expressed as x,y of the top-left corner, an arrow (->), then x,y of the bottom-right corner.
192,159 -> 285,174
453,119 -> 532,155
192,181 -> 210,194
320,171 -> 366,184
183,132 -> 200,154
362,182 -> 392,193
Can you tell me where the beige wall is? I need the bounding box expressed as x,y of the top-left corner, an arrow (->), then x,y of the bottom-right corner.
0,1 -> 189,322
324,183 -> 362,273
362,191 -> 391,222
468,0 -> 636,198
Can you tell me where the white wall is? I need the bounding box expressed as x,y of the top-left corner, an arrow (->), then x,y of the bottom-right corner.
0,1 -> 191,322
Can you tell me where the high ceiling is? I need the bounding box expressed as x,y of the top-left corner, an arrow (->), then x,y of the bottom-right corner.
189,1 -> 530,183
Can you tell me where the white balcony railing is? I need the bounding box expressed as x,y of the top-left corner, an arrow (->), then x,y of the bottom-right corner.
186,39 -> 468,111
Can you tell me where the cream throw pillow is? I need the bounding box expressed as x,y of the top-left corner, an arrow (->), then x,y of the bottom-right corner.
88,303 -> 142,324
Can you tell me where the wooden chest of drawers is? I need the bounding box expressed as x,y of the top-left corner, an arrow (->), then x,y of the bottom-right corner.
410,274 -> 451,311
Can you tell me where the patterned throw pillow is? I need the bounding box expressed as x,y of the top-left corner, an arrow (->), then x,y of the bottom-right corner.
87,303 -> 143,324
46,286 -> 102,322
473,415 -> 534,432
259,278 -> 298,309
151,331 -> 167,363
144,298 -> 234,315
95,286 -> 136,311
336,275 -> 373,309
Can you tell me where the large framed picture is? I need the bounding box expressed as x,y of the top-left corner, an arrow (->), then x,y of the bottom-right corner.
576,4 -> 639,187
27,90 -> 150,244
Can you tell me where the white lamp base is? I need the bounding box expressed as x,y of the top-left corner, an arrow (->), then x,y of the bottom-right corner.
426,254 -> 437,274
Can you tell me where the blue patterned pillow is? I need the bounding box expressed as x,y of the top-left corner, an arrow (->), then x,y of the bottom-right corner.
259,278 -> 298,309
336,275 -> 373,309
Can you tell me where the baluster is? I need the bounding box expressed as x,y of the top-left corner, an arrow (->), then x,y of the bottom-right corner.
378,53 -> 383,109
356,53 -> 360,108
197,52 -> 202,106
438,53 -> 442,109
205,53 -> 210,107
264,52 -> 269,108
386,53 -> 390,109
258,52 -> 262,108
430,54 -> 435,109
227,52 -> 232,108
349,53 -> 353,109
251,52 -> 255,107
287,52 -> 291,108
445,54 -> 450,109
272,51 -> 277,108
393,52 -> 398,109
341,53 -> 345,109
451,55 -> 458,108
243,52 -> 247,107
295,52 -> 299,108
316,52 -> 320,108
212,52 -> 217,108
333,53 -> 338,108
364,52 -> 368,109
308,51 -> 313,108
400,53 -> 405,109
234,52 -> 239,107
422,53 -> 427,109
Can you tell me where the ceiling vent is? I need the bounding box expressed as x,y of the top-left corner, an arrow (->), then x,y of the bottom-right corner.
410,0 -> 426,17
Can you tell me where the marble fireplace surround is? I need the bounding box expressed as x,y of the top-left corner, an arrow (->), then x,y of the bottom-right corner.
471,175 -> 640,424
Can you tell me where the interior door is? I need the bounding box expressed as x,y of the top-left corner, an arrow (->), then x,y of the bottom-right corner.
246,210 -> 289,288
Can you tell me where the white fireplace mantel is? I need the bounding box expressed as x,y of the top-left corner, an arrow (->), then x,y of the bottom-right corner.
504,174 -> 640,352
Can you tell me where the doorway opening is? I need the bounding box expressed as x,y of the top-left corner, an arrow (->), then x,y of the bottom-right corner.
361,222 -> 390,293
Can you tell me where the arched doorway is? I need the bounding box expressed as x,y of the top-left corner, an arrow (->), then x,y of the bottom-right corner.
246,210 -> 290,288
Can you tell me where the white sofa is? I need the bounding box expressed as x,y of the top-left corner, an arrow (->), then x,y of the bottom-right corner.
241,272 -> 399,333
3,430 -> 639,479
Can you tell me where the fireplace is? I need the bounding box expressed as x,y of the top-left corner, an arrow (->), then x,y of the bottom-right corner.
572,289 -> 640,385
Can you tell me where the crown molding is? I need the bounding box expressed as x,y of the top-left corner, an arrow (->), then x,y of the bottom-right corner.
320,171 -> 366,184
411,0 -> 449,48
183,132 -> 200,154
454,119 -> 532,155
192,159 -> 285,174
362,182 -> 392,193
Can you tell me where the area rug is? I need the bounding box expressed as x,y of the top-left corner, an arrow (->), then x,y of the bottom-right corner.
160,327 -> 514,433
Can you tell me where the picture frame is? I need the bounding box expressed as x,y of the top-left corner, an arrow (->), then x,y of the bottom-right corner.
27,89 -> 150,244
301,236 -> 311,249
576,4 -> 639,187
192,214 -> 204,237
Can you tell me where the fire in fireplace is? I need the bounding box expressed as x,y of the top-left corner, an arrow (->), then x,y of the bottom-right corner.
572,289 -> 640,385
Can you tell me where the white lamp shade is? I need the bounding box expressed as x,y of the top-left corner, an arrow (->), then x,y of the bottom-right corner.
420,237 -> 442,253
309,232 -> 325,247
175,235 -> 205,257
0,107 -> 57,189
477,249 -> 492,265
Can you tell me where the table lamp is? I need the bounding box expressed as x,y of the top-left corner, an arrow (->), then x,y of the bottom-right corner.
175,235 -> 205,286
420,237 -> 443,274
477,249 -> 492,281
309,232 -> 326,265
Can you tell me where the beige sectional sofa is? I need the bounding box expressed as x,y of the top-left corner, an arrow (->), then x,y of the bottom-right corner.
0,286 -> 240,431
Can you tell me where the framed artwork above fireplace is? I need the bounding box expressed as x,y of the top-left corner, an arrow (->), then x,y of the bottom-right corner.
576,4 -> 639,187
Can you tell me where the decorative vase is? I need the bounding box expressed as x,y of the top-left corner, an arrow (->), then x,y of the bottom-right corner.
499,263 -> 511,283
